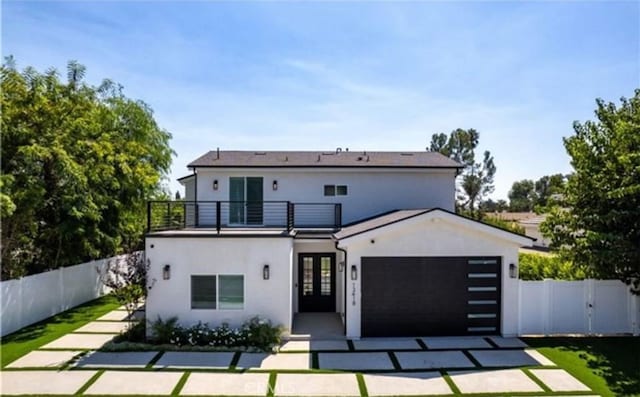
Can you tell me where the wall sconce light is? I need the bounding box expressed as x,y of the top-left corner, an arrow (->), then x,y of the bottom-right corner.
263,264 -> 270,280
339,262 -> 345,272
213,180 -> 218,190
509,263 -> 518,279
272,180 -> 278,191
162,264 -> 171,280
350,265 -> 358,280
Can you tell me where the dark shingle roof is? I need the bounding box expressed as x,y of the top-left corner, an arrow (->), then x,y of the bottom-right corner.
188,150 -> 463,169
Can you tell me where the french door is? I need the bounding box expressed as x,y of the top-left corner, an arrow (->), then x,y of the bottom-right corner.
298,253 -> 336,312
229,177 -> 263,225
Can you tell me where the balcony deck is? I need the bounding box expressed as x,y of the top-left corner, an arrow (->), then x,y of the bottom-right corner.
147,201 -> 342,233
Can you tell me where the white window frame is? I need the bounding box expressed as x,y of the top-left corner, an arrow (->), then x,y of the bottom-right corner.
191,274 -> 245,311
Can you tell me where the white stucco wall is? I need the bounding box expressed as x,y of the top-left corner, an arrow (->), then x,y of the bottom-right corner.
292,240 -> 345,322
338,212 -> 527,339
145,237 -> 294,333
191,168 -> 456,224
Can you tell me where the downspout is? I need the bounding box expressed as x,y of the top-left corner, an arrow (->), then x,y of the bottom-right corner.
334,239 -> 348,335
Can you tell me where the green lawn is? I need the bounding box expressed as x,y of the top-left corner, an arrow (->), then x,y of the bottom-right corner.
524,336 -> 640,397
0,294 -> 120,367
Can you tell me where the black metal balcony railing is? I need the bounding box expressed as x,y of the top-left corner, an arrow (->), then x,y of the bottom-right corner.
147,201 -> 342,232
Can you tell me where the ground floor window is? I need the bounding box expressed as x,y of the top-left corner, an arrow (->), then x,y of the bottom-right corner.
191,275 -> 244,310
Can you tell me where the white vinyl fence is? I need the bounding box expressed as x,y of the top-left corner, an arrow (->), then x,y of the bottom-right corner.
0,256 -> 123,337
519,279 -> 640,336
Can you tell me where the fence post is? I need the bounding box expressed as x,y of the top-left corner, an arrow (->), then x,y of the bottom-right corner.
542,279 -> 551,335
216,201 -> 221,233
335,204 -> 342,228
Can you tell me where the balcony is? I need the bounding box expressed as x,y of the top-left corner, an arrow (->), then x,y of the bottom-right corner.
147,201 -> 342,232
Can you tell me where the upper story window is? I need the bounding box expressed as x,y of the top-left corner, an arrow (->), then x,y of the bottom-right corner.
324,185 -> 348,196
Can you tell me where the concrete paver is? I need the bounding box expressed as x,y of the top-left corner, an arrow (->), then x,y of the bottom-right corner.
449,369 -> 544,393
84,370 -> 182,395
75,351 -> 158,368
489,336 -> 529,348
75,321 -> 130,333
96,310 -> 130,321
236,352 -> 311,370
0,370 -> 97,395
395,351 -> 475,369
530,369 -> 591,392
180,372 -> 270,396
280,339 -> 350,351
5,350 -> 81,368
318,352 -> 394,370
364,372 -> 452,396
154,351 -> 234,369
352,338 -> 421,350
422,336 -> 492,349
274,373 -> 360,397
469,349 -> 555,367
41,333 -> 116,349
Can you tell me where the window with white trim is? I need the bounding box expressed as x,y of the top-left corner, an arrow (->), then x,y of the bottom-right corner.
191,275 -> 244,310
324,185 -> 348,196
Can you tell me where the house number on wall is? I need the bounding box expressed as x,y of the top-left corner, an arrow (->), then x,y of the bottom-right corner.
352,283 -> 356,306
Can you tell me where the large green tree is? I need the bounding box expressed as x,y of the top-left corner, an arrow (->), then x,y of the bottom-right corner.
508,179 -> 536,211
430,128 -> 496,217
1,58 -> 173,279
541,90 -> 640,292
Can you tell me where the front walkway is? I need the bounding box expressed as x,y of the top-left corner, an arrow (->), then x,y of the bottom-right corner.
1,307 -> 596,396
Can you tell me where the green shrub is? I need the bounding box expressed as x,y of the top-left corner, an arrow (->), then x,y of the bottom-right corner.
519,253 -> 588,280
147,316 -> 281,351
113,321 -> 146,343
149,316 -> 179,344
482,215 -> 526,235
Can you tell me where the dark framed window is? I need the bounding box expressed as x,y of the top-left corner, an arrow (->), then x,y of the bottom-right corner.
336,185 -> 348,196
219,275 -> 244,310
191,275 -> 217,309
324,185 -> 336,196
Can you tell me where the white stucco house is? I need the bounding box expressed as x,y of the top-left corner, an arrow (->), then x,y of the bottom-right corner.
145,149 -> 533,339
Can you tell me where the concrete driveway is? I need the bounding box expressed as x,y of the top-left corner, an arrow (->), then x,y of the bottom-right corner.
1,307 -> 595,396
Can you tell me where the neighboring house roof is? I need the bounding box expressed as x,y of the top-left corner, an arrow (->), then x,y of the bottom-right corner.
519,214 -> 547,226
188,150 -> 463,169
335,208 -> 535,244
488,212 -> 538,222
177,173 -> 195,184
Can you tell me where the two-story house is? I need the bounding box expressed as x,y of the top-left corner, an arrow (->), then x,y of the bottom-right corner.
145,150 -> 533,339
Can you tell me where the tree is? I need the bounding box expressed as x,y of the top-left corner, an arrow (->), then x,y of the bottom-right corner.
508,179 -> 536,211
99,251 -> 149,332
1,59 -> 174,279
430,128 -> 496,217
480,199 -> 508,212
534,173 -> 566,207
541,90 -> 640,293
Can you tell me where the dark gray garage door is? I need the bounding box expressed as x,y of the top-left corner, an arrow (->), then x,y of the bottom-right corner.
361,257 -> 501,337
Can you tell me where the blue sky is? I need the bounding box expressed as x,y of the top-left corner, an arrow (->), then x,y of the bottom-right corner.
3,1 -> 639,199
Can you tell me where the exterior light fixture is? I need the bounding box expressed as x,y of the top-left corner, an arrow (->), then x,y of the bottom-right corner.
351,265 -> 358,280
213,180 -> 218,190
263,264 -> 270,280
339,262 -> 345,272
162,264 -> 171,280
272,180 -> 278,191
509,263 -> 518,279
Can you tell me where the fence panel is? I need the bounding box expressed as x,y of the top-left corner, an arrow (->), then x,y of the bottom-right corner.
519,279 -> 639,336
1,256 -> 117,337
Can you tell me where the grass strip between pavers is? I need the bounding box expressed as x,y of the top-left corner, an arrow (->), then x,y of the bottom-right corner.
347,339 -> 355,351
416,338 -> 428,350
1,294 -> 120,368
461,349 -> 482,367
74,369 -> 105,396
229,351 -> 241,369
387,351 -> 402,370
484,336 -> 500,349
522,368 -> 553,393
441,370 -> 462,395
170,371 -> 191,397
355,372 -> 369,397
267,372 -> 277,397
311,351 -> 320,369
146,351 -> 164,368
